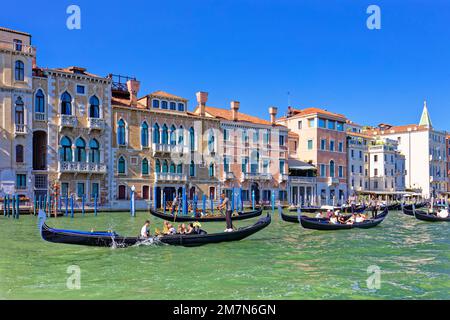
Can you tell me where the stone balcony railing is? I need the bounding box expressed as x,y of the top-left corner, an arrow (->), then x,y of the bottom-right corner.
34,112 -> 46,121
88,117 -> 105,131
241,172 -> 272,182
59,115 -> 77,128
15,124 -> 27,135
155,172 -> 187,182
278,173 -> 289,183
0,40 -> 35,54
59,161 -> 107,174
152,143 -> 189,156
327,177 -> 340,186
289,176 -> 317,185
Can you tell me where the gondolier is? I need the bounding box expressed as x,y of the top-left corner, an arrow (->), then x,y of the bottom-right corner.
140,220 -> 151,239
218,192 -> 233,232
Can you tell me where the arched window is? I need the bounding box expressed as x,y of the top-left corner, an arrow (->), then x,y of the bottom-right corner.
118,156 -> 126,174
170,102 -> 176,110
75,138 -> 86,162
152,99 -> 160,108
142,158 -> 149,175
89,139 -> 100,163
15,97 -> 24,125
161,101 -> 168,109
189,161 -> 195,177
162,160 -> 168,173
141,122 -> 149,147
178,126 -> 184,145
153,123 -> 160,144
189,127 -> 195,151
60,136 -> 72,162
330,160 -> 335,178
162,124 -> 169,144
209,163 -> 215,177
15,60 -> 24,81
170,125 -> 176,145
117,119 -> 126,145
208,131 -> 215,153
178,103 -> 185,112
35,89 -> 45,113
169,162 -> 176,173
16,145 -> 24,163
89,95 -> 100,118
177,163 -> 183,174
155,159 -> 161,173
61,92 -> 72,115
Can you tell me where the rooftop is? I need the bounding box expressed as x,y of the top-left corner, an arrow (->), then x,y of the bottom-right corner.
279,106 -> 347,121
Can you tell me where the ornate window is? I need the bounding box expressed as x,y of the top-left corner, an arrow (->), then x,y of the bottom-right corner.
117,119 -> 126,145
60,136 -> 72,162
209,163 -> 215,177
189,127 -> 195,151
75,138 -> 86,162
330,160 -> 335,178
89,96 -> 100,118
189,161 -> 195,177
16,145 -> 24,163
61,92 -> 72,115
15,97 -> 24,125
89,139 -> 100,163
155,159 -> 161,173
35,89 -> 45,113
118,156 -> 126,174
153,123 -> 160,144
170,125 -> 176,145
162,124 -> 169,144
141,122 -> 149,147
15,60 -> 24,81
142,158 -> 149,175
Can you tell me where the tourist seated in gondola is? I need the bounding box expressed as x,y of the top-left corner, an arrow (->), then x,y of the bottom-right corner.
315,211 -> 323,218
167,223 -> 176,235
186,223 -> 195,234
326,210 -> 333,219
355,213 -> 365,223
329,213 -> 338,224
140,220 -> 151,239
437,208 -> 449,218
337,214 -> 347,224
177,223 -> 187,234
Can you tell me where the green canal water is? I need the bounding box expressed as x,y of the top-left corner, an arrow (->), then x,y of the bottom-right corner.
0,210 -> 448,300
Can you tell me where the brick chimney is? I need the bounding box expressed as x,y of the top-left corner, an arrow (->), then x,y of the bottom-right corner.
269,106 -> 278,125
231,101 -> 240,121
127,79 -> 140,106
196,91 -> 208,116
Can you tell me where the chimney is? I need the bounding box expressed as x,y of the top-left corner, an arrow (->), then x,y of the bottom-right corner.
269,106 -> 278,125
231,101 -> 240,121
126,79 -> 140,106
196,91 -> 208,116
32,47 -> 37,69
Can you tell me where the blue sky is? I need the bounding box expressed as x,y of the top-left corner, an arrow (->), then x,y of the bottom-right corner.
2,0 -> 450,130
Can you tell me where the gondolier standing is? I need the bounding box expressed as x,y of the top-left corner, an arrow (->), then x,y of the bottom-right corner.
218,192 -> 233,232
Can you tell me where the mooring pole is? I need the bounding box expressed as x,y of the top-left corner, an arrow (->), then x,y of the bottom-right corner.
94,194 -> 98,216
70,195 -> 74,218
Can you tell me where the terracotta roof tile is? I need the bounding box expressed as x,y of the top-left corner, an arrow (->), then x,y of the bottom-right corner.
50,66 -> 105,79
365,124 -> 429,135
0,26 -> 31,36
150,90 -> 187,101
347,131 -> 373,139
195,106 -> 286,128
283,107 -> 347,120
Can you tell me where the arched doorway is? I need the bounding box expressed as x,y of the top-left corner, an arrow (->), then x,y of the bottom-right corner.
33,131 -> 47,170
251,182 -> 260,203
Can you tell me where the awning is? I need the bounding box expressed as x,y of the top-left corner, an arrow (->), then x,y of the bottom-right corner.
288,159 -> 316,170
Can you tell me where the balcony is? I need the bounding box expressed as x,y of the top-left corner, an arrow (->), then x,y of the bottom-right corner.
0,40 -> 35,54
223,171 -> 234,181
241,172 -> 272,182
327,177 -> 340,186
88,117 -> 105,131
278,173 -> 289,183
152,143 -> 188,156
59,115 -> 77,129
58,162 -> 107,174
289,176 -> 317,185
34,113 -> 46,121
155,172 -> 187,182
15,124 -> 27,135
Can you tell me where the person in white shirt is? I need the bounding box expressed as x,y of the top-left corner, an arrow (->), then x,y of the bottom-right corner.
437,209 -> 449,218
140,220 -> 151,238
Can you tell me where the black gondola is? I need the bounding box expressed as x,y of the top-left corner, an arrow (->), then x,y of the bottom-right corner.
288,205 -> 366,214
414,210 -> 450,222
39,213 -> 271,247
402,203 -> 427,216
280,207 -> 388,230
149,208 -> 263,222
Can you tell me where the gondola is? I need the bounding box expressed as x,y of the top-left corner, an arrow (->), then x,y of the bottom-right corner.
39,212 -> 271,248
280,207 -> 388,229
149,208 -> 263,222
413,210 -> 450,222
288,205 -> 366,214
402,203 -> 427,216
